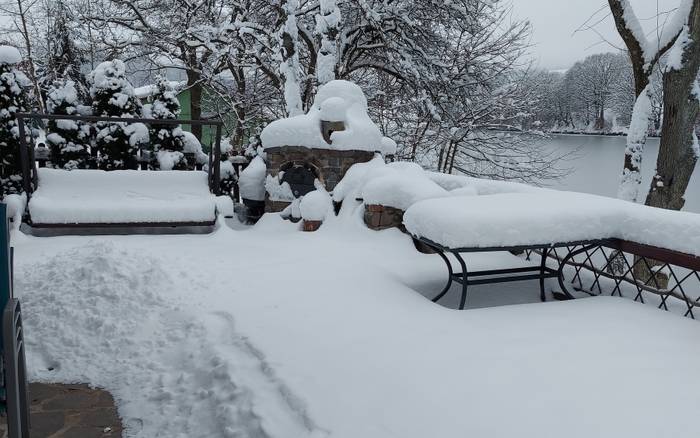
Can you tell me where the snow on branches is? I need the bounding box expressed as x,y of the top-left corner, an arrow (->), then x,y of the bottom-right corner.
90,60 -> 144,170
315,0 -> 341,84
277,0 -> 303,116
46,80 -> 90,170
0,46 -> 30,197
149,76 -> 188,170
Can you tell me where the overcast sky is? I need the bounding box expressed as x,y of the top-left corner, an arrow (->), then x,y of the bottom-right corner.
511,0 -> 683,71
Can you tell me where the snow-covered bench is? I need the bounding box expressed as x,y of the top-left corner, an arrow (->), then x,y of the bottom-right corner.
403,191 -> 700,309
26,168 -> 218,235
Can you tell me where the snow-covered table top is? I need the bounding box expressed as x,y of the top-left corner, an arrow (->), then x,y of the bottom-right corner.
403,191 -> 700,257
29,168 -> 217,224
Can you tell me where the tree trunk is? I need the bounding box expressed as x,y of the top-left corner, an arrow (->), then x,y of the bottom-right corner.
645,1 -> 700,211
187,70 -> 203,141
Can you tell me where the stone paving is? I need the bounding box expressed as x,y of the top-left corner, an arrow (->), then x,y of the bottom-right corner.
0,383 -> 122,438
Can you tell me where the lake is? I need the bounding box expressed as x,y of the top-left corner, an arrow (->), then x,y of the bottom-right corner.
540,134 -> 700,214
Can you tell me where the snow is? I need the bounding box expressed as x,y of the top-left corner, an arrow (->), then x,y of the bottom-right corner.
618,84 -> 653,202
315,0 -> 341,84
134,81 -> 185,99
403,190 -> 700,257
0,45 -> 21,65
3,193 -> 26,229
331,154 -> 386,203
90,60 -> 132,97
665,25 -> 691,71
260,80 -> 388,153
618,0 -> 694,65
299,186 -> 332,221
238,155 -> 267,201
10,210 -> 700,438
157,150 -> 185,170
318,96 -> 346,122
362,170 -> 448,210
28,169 -> 216,224
215,195 -> 234,217
278,0 -> 303,117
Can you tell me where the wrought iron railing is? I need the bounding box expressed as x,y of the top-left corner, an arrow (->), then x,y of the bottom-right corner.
526,240 -> 700,319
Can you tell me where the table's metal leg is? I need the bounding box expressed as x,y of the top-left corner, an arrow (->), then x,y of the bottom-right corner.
452,251 -> 469,310
432,248 -> 454,303
539,246 -> 548,302
556,244 -> 598,300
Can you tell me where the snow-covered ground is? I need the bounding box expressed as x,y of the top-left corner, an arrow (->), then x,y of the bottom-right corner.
11,208 -> 700,438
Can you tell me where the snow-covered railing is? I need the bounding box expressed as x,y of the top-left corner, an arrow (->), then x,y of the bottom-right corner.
15,113 -> 223,198
526,241 -> 700,319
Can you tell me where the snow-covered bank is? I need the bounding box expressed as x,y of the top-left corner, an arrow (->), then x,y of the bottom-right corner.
11,212 -> 700,438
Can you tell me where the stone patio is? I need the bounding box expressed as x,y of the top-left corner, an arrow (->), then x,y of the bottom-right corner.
0,383 -> 122,438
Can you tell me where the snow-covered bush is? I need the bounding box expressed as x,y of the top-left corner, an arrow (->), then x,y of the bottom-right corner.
239,155 -> 266,202
0,46 -> 30,197
46,80 -> 90,170
90,60 -> 143,170
150,76 -> 187,170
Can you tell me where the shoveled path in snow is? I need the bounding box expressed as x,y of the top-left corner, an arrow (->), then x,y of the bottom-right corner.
11,215 -> 700,438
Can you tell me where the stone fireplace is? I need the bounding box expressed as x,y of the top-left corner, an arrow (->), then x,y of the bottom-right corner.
256,80 -> 396,216
264,146 -> 374,212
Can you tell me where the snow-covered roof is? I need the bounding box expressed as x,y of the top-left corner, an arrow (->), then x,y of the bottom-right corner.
134,81 -> 186,99
261,80 -> 396,155
0,45 -> 21,66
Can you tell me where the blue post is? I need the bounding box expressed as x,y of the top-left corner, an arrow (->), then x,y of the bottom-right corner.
0,203 -> 10,411
0,203 -> 10,314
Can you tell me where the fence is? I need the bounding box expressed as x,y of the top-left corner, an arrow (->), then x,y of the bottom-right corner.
527,239 -> 700,319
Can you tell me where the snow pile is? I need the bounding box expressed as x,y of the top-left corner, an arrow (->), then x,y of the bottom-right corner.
157,150 -> 185,171
299,187 -> 332,221
332,158 -> 535,211
0,45 -> 21,65
238,156 -> 267,201
404,190 -> 700,257
28,168 -> 216,224
215,195 -> 234,217
3,193 -> 26,229
15,241 -> 309,437
427,171 -> 540,195
261,80 -> 394,154
362,164 -> 448,210
331,155 -> 386,203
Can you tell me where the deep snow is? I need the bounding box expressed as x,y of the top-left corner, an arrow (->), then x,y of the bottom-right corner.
28,168 -> 217,224
11,206 -> 700,438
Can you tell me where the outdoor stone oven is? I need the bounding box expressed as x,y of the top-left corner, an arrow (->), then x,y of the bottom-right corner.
258,80 -> 395,215
264,145 -> 374,212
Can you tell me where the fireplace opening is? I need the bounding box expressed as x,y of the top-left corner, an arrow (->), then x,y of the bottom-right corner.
280,162 -> 319,198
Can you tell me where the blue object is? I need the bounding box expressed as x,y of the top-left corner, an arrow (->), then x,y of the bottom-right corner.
0,203 -> 10,315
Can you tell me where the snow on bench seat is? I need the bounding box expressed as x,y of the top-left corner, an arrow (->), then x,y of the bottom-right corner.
29,168 -> 216,225
403,191 -> 700,257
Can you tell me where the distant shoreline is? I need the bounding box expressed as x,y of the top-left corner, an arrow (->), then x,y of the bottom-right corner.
547,131 -> 660,139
